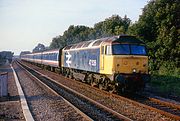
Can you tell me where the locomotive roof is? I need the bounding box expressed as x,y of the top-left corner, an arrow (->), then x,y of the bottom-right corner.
63,35 -> 145,51
113,35 -> 145,44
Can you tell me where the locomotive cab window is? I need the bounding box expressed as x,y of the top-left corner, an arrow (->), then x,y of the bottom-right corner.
112,44 -> 147,55
112,44 -> 130,55
131,45 -> 146,55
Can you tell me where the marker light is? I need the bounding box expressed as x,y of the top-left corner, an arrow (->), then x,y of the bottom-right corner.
133,68 -> 137,73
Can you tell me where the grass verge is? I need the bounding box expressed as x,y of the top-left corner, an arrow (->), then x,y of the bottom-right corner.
149,74 -> 180,96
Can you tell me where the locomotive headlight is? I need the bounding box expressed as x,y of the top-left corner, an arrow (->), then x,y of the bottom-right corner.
132,68 -> 137,73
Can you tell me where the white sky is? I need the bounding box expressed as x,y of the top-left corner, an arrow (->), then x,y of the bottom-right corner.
0,0 -> 148,55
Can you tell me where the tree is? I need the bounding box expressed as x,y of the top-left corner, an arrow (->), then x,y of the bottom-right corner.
33,43 -> 46,52
94,15 -> 131,38
49,36 -> 65,49
128,0 -> 180,74
50,25 -> 93,49
49,15 -> 132,50
0,51 -> 14,63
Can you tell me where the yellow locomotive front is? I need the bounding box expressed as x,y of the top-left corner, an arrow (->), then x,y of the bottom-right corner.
100,35 -> 150,92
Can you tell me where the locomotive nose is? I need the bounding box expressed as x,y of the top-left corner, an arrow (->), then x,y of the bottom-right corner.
114,57 -> 148,74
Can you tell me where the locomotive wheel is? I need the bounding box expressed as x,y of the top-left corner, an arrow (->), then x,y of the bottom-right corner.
65,73 -> 68,77
86,74 -> 95,86
65,71 -> 69,77
65,69 -> 70,77
90,81 -> 96,87
108,89 -> 115,93
86,74 -> 91,84
98,83 -> 108,90
69,73 -> 73,79
90,75 -> 96,87
98,83 -> 103,90
108,85 -> 116,93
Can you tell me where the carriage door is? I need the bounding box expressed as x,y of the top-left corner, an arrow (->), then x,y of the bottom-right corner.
100,46 -> 105,70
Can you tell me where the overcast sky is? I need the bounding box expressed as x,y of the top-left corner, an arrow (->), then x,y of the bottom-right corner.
0,0 -> 148,55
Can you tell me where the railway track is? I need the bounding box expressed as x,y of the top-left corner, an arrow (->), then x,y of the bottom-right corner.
14,62 -> 92,121
147,96 -> 180,116
86,82 -> 180,121
87,83 -> 180,121
92,82 -> 180,120
123,93 -> 180,120
16,60 -> 132,121
18,60 -> 180,120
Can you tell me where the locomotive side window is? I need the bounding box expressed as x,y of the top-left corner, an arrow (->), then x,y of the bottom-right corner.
101,46 -> 104,54
105,45 -> 112,55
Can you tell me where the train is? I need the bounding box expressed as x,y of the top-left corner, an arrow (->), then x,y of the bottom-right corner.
20,35 -> 150,93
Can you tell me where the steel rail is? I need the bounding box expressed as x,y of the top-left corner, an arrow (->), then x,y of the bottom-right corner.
16,61 -> 93,121
19,60 -> 180,120
17,60 -> 132,121
148,97 -> 180,110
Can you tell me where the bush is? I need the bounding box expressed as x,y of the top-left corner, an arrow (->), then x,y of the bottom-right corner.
150,74 -> 180,95
149,61 -> 180,96
159,61 -> 174,75
158,61 -> 179,77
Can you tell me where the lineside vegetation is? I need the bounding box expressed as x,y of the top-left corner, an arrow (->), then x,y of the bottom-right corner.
44,0 -> 179,96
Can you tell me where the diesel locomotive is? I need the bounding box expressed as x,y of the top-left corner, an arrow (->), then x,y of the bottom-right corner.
21,35 -> 150,92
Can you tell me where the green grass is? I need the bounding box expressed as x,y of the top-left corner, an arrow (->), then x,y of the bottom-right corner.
149,74 -> 180,96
